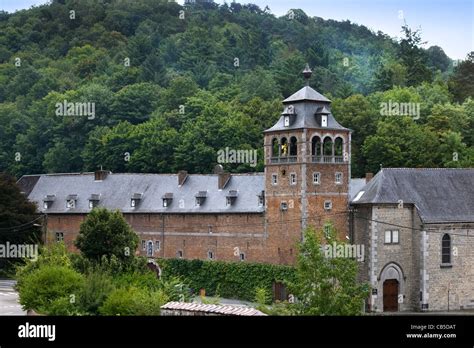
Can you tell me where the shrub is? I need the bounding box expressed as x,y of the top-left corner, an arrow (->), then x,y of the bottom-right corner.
78,271 -> 116,315
99,287 -> 168,316
46,296 -> 83,316
18,265 -> 84,312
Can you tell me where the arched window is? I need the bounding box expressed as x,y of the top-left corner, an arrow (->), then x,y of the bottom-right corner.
272,138 -> 279,157
281,137 -> 288,156
442,234 -> 451,264
323,137 -> 333,162
289,136 -> 297,156
334,137 -> 343,156
311,136 -> 321,156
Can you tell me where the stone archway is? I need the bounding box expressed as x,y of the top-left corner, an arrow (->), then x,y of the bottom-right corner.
379,263 -> 405,312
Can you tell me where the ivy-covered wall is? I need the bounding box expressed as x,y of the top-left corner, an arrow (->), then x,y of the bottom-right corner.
158,258 -> 295,302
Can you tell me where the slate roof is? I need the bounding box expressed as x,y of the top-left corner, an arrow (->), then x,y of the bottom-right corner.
22,172 -> 265,214
21,172 -> 366,215
264,85 -> 349,133
283,86 -> 331,103
351,168 -> 474,223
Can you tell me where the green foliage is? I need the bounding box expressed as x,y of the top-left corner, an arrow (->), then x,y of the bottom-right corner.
78,271 -> 116,315
0,173 -> 41,275
17,265 -> 85,313
74,208 -> 139,263
287,225 -> 369,315
158,258 -> 295,302
98,287 -> 168,316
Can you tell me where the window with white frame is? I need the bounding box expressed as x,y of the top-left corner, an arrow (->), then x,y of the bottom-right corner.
324,200 -> 332,210
177,250 -> 183,259
66,199 -> 75,209
207,251 -> 214,260
313,172 -> 321,185
272,173 -> 278,185
384,230 -> 399,244
290,173 -> 297,185
155,240 -> 160,251
335,172 -> 343,184
146,241 -> 154,256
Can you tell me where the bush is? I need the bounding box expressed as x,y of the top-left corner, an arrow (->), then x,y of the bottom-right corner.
158,258 -> 295,302
78,271 -> 116,315
98,287 -> 168,316
18,265 -> 84,313
46,296 -> 83,316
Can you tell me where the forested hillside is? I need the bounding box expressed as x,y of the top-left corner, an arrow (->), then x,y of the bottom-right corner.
0,0 -> 473,178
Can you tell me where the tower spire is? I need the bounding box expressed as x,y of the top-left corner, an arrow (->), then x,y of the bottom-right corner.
302,63 -> 312,86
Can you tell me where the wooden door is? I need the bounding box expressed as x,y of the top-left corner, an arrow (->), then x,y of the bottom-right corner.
383,279 -> 399,312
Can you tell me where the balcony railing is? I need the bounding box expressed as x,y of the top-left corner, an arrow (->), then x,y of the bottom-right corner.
270,156 -> 297,164
311,155 -> 346,163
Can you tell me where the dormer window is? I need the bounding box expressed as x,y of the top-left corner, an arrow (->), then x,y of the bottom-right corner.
131,193 -> 142,208
43,195 -> 55,210
284,116 -> 290,127
162,193 -> 173,207
195,191 -> 207,206
321,115 -> 328,127
226,190 -> 238,206
66,195 -> 77,209
258,191 -> 265,206
88,194 -> 100,209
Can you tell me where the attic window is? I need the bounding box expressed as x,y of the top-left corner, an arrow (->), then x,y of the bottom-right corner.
321,115 -> 328,127
43,195 -> 55,210
195,191 -> 207,206
131,193 -> 142,208
88,194 -> 100,209
226,190 -> 238,206
162,193 -> 173,207
258,191 -> 265,206
284,116 -> 290,127
66,195 -> 77,209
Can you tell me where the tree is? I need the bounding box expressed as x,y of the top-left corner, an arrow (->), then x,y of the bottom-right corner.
449,52 -> 474,102
287,225 -> 369,315
0,173 -> 42,275
75,208 -> 139,263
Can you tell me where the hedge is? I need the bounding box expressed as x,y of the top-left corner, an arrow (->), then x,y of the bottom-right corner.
158,258 -> 295,302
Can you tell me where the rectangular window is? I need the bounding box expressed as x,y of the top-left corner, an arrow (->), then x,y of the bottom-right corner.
55,232 -> 64,242
240,253 -> 245,261
155,240 -> 160,251
284,116 -> 290,127
384,230 -> 399,244
324,200 -> 332,210
163,199 -> 168,207
272,173 -> 278,185
141,240 -> 146,251
43,202 -> 49,210
290,173 -> 297,185
335,172 -> 343,184
280,201 -> 288,211
226,197 -> 232,206
313,172 -> 320,185
131,199 -> 136,207
177,250 -> 183,259
321,115 -> 328,127
207,251 -> 214,260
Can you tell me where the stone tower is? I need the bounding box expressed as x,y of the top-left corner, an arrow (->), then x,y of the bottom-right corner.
263,64 -> 351,264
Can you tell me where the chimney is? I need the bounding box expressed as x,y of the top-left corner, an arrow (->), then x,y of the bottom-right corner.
365,172 -> 373,183
178,170 -> 188,186
94,169 -> 110,181
218,172 -> 231,190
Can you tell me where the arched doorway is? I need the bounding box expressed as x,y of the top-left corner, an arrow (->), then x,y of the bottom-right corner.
379,263 -> 405,312
383,279 -> 399,312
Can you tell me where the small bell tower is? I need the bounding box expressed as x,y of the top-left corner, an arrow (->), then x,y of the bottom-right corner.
263,64 -> 351,264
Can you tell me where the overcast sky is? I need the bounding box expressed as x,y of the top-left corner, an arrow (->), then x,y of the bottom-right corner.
1,0 -> 472,60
